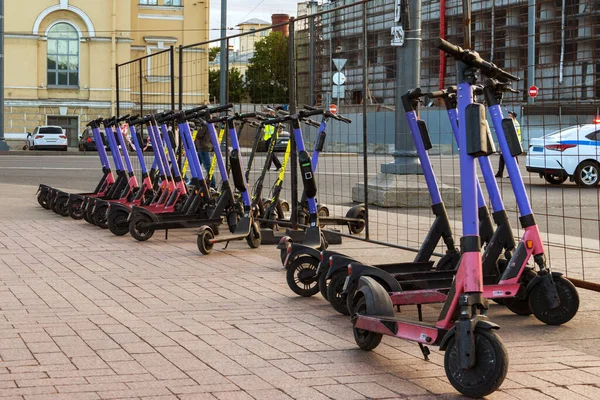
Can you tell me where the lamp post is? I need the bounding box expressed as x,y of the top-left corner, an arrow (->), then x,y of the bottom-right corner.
0,0 -> 9,151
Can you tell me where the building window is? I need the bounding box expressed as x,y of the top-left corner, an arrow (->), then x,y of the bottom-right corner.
47,23 -> 79,87
139,0 -> 158,4
164,0 -> 181,5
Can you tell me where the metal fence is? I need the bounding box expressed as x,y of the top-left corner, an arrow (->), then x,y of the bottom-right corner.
115,0 -> 600,286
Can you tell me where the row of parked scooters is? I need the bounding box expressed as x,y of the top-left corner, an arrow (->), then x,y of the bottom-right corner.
279,38 -> 580,397
36,104 -> 366,255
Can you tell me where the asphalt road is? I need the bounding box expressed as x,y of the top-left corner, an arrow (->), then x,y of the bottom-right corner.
1,152 -> 599,243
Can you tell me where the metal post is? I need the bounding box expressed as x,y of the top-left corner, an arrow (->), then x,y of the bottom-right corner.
462,0 -> 472,49
170,46 -> 181,170
178,45 -> 183,110
527,0 -> 536,105
219,0 -> 227,106
288,17 -> 298,229
116,64 -> 120,119
309,16 -> 315,106
381,0 -> 422,174
361,2 -> 369,239
0,0 -> 8,151
139,60 -> 144,136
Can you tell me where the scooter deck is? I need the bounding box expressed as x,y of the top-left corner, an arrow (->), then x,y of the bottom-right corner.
142,218 -> 223,231
261,229 -> 342,245
208,217 -> 252,244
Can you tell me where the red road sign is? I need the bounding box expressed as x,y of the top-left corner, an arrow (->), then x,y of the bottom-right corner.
529,86 -> 539,98
329,104 -> 338,115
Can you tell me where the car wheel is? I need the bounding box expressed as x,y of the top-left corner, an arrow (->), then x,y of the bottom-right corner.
543,173 -> 567,185
574,161 -> 600,188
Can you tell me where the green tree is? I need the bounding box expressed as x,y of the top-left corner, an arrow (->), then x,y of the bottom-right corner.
209,68 -> 247,103
246,32 -> 289,103
208,46 -> 220,62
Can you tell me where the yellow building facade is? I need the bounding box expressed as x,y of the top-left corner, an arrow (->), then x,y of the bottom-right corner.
4,0 -> 209,146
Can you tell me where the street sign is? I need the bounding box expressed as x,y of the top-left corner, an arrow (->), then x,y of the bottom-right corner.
391,26 -> 405,46
329,104 -> 338,115
332,58 -> 347,71
529,85 -> 539,98
332,72 -> 346,85
332,85 -> 345,99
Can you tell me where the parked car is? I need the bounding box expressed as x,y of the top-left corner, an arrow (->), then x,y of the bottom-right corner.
526,121 -> 600,187
256,131 -> 291,152
78,127 -> 107,151
27,126 -> 68,151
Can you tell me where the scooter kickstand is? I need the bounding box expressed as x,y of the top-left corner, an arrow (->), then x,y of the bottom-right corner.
417,304 -> 423,321
418,343 -> 430,361
223,240 -> 230,250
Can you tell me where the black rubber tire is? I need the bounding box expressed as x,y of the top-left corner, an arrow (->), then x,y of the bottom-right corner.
327,271 -> 350,315
444,328 -> 509,398
93,204 -> 110,229
50,194 -> 59,214
574,160 -> 600,188
68,198 -> 84,220
129,214 -> 154,242
197,229 -> 214,255
286,256 -> 320,297
227,212 -> 240,234
108,210 -> 130,236
436,253 -> 458,271
82,204 -> 96,225
353,296 -> 383,351
246,222 -> 261,249
261,208 -> 276,230
544,173 -> 567,185
318,264 -> 330,301
503,268 -> 536,316
37,191 -> 49,209
317,206 -> 329,228
529,275 -> 579,325
348,211 -> 366,235
54,196 -> 70,217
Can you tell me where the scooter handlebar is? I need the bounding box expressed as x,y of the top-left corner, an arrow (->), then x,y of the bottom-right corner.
155,110 -> 176,124
86,117 -> 104,128
436,37 -> 519,82
303,118 -> 321,128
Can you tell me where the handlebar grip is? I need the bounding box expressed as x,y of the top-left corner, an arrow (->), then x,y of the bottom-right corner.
86,117 -> 104,127
207,103 -> 234,114
238,112 -> 256,119
337,115 -> 352,124
299,109 -> 325,118
184,105 -> 208,116
304,118 -> 320,128
426,89 -> 446,99
436,38 -> 463,59
117,114 -> 130,123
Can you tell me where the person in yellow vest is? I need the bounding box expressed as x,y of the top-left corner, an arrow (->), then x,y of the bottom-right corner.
263,123 -> 282,171
496,111 -> 522,178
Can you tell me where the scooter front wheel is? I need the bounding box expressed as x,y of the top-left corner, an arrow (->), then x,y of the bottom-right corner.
94,204 -> 109,229
318,264 -> 330,301
529,275 -> 579,325
129,214 -> 154,242
327,270 -> 350,315
286,256 -> 319,297
108,210 -> 130,236
353,296 -> 383,351
197,229 -> 214,255
444,328 -> 508,398
246,222 -> 261,249
37,191 -> 50,209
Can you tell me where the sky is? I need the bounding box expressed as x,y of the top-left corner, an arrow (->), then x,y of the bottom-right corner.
208,0 -> 305,40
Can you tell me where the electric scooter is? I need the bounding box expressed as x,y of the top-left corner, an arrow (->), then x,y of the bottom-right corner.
350,37 -> 511,398
329,85 -> 517,315
196,110 -> 264,254
36,118 -> 116,212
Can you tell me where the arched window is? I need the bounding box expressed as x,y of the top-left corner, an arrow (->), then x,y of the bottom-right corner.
47,23 -> 79,87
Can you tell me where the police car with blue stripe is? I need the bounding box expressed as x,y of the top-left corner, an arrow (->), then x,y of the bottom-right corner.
526,119 -> 600,187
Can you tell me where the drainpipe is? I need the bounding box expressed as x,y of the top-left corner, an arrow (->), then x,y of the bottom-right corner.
490,0 -> 495,61
439,0 -> 446,89
111,0 -> 117,116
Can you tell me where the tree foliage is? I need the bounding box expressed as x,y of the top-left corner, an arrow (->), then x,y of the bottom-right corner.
208,46 -> 220,62
209,68 -> 246,103
246,32 -> 289,104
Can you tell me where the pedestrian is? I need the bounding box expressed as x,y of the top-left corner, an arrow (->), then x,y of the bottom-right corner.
264,123 -> 282,171
194,122 -> 216,189
495,111 -> 521,178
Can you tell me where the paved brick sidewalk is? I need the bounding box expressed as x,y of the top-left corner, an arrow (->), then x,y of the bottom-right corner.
1,183 -> 600,399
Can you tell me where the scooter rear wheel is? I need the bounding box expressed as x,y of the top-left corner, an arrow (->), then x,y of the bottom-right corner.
286,256 -> 319,297
318,264 -> 330,301
444,328 -> 508,398
94,204 -> 109,229
37,191 -> 50,209
129,214 -> 154,241
246,222 -> 261,249
348,211 -> 366,234
68,198 -> 84,220
55,196 -> 69,217
353,296 -> 383,351
108,210 -> 130,236
83,204 -> 96,225
529,275 -> 579,325
197,229 -> 214,255
327,271 -> 350,315
503,268 -> 536,316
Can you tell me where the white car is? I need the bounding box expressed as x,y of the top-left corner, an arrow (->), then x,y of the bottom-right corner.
526,121 -> 600,187
27,126 -> 68,151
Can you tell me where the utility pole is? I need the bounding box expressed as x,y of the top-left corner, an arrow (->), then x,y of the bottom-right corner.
381,0 -> 422,174
219,0 -> 227,105
527,0 -> 535,105
0,0 -> 9,151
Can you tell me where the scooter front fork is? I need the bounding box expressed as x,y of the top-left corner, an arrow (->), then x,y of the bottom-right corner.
533,253 -> 560,309
454,292 -> 489,369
